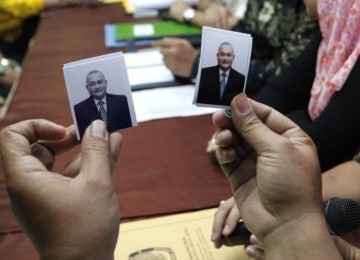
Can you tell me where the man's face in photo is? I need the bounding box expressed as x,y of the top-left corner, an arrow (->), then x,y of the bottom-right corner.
217,44 -> 235,72
86,71 -> 107,100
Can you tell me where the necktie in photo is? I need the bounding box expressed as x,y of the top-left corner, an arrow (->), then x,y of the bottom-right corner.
98,100 -> 107,125
219,72 -> 226,99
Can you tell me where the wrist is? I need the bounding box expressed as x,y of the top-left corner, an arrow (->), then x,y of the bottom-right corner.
40,246 -> 115,260
262,213 -> 341,259
182,8 -> 196,24
38,238 -> 118,260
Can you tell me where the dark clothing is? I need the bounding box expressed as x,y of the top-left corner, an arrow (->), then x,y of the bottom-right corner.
256,31 -> 360,171
0,16 -> 40,63
74,93 -> 132,138
197,65 -> 245,106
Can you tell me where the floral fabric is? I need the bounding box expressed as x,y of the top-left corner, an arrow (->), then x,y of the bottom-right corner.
308,0 -> 360,120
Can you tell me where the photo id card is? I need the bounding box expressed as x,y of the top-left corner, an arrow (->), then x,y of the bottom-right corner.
63,52 -> 138,140
193,26 -> 253,109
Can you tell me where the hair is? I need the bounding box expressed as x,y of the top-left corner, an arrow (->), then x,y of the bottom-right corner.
86,70 -> 105,83
218,42 -> 234,52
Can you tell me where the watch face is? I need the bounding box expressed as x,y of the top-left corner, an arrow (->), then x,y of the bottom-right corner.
183,8 -> 195,22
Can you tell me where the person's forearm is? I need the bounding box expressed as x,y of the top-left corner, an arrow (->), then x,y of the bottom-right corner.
262,213 -> 341,259
197,0 -> 213,10
40,242 -> 116,260
322,161 -> 360,202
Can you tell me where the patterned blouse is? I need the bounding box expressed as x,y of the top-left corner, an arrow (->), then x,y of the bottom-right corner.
232,0 -> 319,93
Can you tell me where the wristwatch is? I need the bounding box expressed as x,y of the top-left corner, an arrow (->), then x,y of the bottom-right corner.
182,8 -> 195,24
0,58 -> 21,77
0,58 -> 8,76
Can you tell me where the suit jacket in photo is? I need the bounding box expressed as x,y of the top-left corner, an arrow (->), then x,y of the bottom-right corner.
196,65 -> 245,106
74,93 -> 132,138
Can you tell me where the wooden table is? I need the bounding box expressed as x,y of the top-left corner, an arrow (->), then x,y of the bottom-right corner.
0,4 -> 231,259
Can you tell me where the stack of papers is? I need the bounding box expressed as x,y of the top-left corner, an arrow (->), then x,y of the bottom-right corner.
133,85 -> 219,122
123,48 -> 179,90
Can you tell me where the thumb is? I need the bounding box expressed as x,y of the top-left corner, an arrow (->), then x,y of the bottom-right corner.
79,120 -> 112,186
229,93 -> 292,155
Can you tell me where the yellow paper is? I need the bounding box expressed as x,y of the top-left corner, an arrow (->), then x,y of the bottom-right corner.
115,208 -> 251,260
121,0 -> 134,13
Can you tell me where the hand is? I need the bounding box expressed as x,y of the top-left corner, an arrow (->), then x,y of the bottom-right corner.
211,197 -> 240,248
246,234 -> 360,260
213,93 -> 340,258
0,63 -> 19,89
0,53 -> 20,91
201,3 -> 235,29
153,37 -> 198,78
169,0 -> 191,22
245,235 -> 265,260
0,119 -> 122,260
206,132 -> 218,161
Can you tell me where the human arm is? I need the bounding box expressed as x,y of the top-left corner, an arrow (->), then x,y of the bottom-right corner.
322,160 -> 360,203
213,93 -> 341,259
211,158 -> 360,248
322,159 -> 360,249
0,119 -> 122,259
0,50 -> 20,91
245,234 -> 360,260
211,197 -> 240,248
152,37 -> 198,78
169,0 -> 237,29
211,158 -> 360,254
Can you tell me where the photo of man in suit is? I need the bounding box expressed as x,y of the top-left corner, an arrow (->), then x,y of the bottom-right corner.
196,42 -> 245,106
74,70 -> 132,138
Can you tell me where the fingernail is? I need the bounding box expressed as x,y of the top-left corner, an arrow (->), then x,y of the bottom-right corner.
246,245 -> 255,256
236,93 -> 252,115
223,225 -> 231,235
91,120 -> 106,139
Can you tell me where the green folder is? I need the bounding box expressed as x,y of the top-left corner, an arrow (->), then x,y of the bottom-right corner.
115,20 -> 202,41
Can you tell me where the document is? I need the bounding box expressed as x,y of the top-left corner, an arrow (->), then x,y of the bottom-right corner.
123,48 -> 178,90
132,85 -> 219,122
114,208 -> 251,260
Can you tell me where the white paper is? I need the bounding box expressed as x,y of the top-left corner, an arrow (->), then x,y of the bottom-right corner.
130,0 -> 198,10
124,48 -> 164,68
123,49 -> 175,87
133,85 -> 220,122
